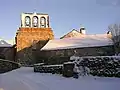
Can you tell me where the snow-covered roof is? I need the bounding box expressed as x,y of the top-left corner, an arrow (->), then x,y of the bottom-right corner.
6,39 -> 15,45
60,29 -> 81,39
41,34 -> 113,50
0,38 -> 13,47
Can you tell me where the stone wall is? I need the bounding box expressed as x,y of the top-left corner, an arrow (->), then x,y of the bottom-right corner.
0,47 -> 16,61
34,56 -> 120,78
16,28 -> 54,52
80,56 -> 120,77
15,27 -> 54,65
33,45 -> 114,64
0,59 -> 20,73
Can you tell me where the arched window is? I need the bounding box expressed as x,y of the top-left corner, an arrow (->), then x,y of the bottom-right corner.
32,16 -> 38,27
47,16 -> 49,28
40,17 -> 46,28
25,16 -> 31,27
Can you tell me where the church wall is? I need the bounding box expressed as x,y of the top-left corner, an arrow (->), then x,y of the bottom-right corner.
15,28 -> 54,65
16,28 -> 54,52
0,46 -> 16,61
4,47 -> 16,61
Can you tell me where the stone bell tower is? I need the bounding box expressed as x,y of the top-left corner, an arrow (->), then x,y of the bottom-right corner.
15,12 -> 54,65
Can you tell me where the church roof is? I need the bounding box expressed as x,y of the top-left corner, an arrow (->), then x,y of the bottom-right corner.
41,34 -> 113,50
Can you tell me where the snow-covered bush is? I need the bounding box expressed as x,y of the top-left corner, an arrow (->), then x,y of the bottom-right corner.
69,55 -> 90,77
78,66 -> 90,76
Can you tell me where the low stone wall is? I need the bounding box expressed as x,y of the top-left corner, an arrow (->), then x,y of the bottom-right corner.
80,56 -> 120,77
0,59 -> 21,73
34,64 -> 63,74
34,56 -> 120,78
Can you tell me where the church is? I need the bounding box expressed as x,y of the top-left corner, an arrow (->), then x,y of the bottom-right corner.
15,12 -> 54,65
0,12 -> 115,65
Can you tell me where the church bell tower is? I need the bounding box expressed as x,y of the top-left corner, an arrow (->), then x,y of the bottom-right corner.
15,12 -> 54,65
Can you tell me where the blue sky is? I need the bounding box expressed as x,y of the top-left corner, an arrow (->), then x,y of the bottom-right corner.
0,0 -> 120,40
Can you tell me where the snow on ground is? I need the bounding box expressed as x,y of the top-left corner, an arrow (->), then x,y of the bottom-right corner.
0,67 -> 120,90
41,34 -> 113,50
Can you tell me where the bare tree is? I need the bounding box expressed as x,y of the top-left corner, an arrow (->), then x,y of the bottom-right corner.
108,24 -> 120,54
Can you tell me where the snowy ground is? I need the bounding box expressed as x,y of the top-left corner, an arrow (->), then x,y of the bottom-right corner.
0,67 -> 120,90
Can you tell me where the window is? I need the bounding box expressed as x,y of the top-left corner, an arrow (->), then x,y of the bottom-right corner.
32,16 -> 38,27
47,16 -> 49,27
40,17 -> 46,28
25,16 -> 31,27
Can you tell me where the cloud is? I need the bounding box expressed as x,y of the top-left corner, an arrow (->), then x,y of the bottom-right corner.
96,0 -> 120,7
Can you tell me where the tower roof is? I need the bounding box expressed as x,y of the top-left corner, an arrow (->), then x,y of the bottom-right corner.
23,12 -> 48,15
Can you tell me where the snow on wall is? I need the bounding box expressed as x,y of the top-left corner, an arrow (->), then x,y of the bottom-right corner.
41,34 -> 113,50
